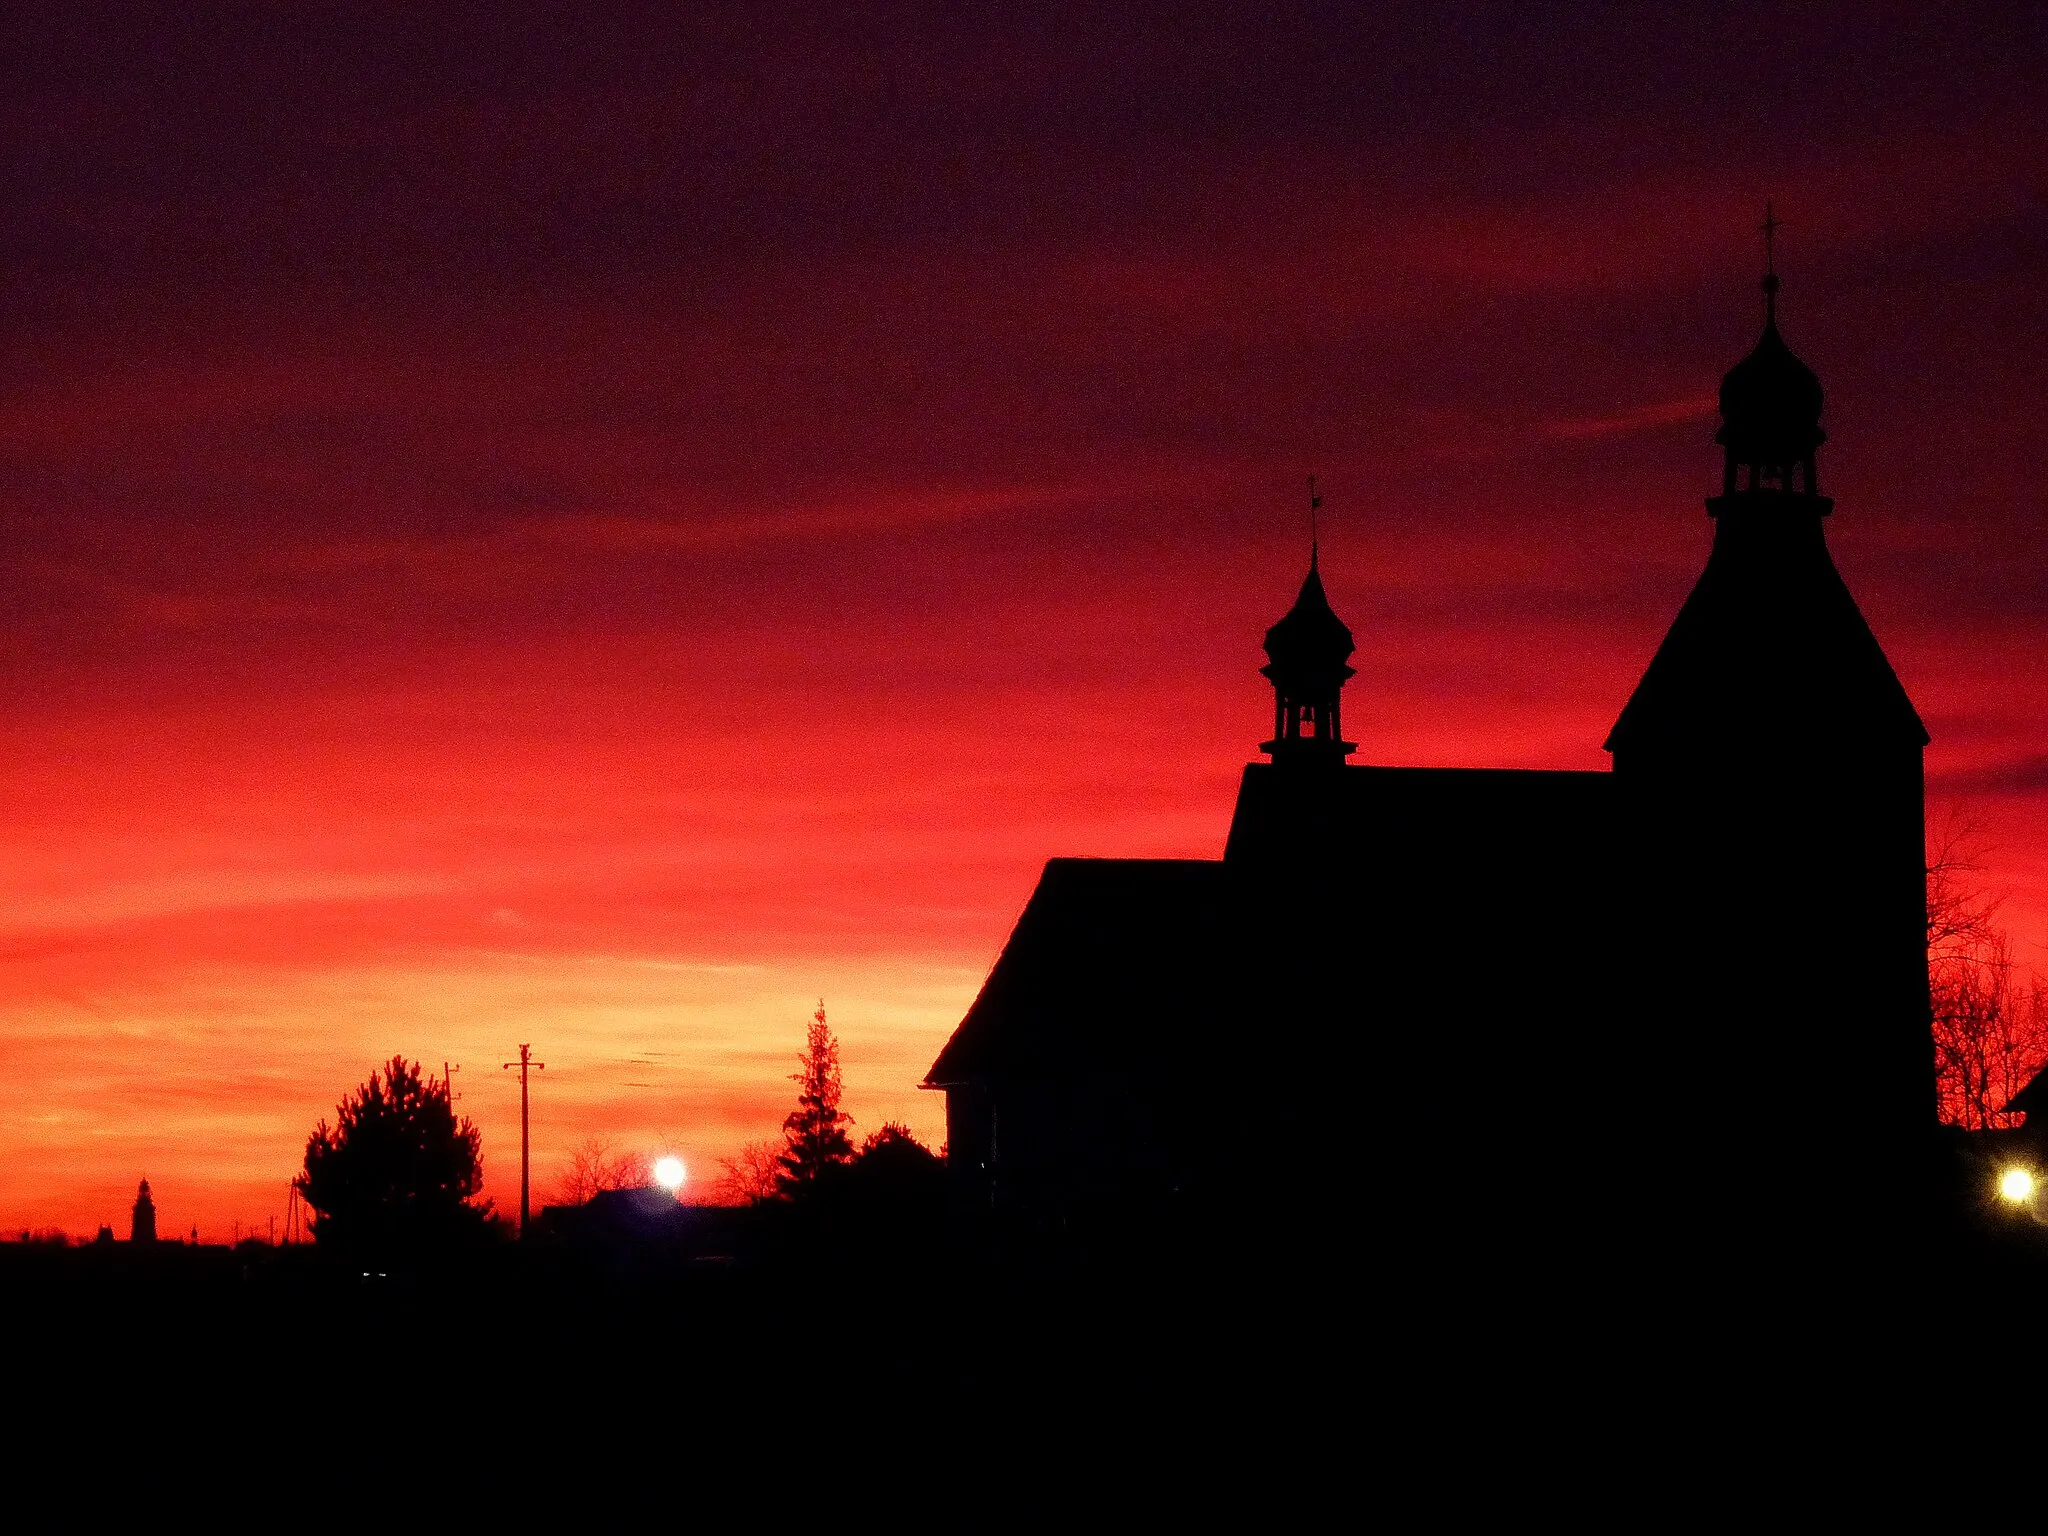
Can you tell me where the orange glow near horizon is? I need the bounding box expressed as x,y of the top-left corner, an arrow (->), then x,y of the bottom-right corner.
4,501 -> 2045,1240
2,8 -> 2045,1239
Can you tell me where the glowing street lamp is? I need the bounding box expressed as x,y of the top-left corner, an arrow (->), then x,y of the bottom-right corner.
1997,1166 -> 2036,1206
653,1155 -> 687,1195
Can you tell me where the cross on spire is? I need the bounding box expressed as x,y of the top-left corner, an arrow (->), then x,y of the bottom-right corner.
1308,474 -> 1321,566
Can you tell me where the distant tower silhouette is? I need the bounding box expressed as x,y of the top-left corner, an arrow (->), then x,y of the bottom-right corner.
1261,543 -> 1358,764
131,1179 -> 157,1244
1608,226 -> 1932,1235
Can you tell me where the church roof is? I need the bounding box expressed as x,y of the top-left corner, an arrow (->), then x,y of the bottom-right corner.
922,766 -> 1620,1124
1223,760 -> 1614,875
1604,517 -> 1928,756
923,859 -> 1229,1087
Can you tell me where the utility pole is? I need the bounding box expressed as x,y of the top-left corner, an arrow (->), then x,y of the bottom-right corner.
444,1060 -> 460,1105
502,1044 -> 544,1236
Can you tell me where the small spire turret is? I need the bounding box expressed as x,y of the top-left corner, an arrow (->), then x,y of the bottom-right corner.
1260,488 -> 1357,764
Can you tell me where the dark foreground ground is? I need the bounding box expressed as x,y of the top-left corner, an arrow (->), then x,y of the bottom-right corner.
7,1164 -> 2046,1489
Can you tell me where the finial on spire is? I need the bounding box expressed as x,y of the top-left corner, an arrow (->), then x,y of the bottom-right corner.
1760,202 -> 1781,324
1308,475 -> 1321,568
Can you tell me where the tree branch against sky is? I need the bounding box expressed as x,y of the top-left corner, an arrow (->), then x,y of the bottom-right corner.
1928,824 -> 2048,1131
553,1135 -> 650,1206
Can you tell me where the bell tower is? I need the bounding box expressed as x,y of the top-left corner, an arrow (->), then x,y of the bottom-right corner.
1607,225 -> 1934,1242
1260,545 -> 1358,765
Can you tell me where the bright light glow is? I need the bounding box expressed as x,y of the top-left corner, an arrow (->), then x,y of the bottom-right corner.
653,1155 -> 686,1193
1998,1166 -> 2035,1204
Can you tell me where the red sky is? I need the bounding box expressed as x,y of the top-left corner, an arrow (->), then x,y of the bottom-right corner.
3,3 -> 2045,1238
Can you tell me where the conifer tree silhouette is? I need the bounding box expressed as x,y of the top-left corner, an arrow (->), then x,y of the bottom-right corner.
297,1056 -> 487,1254
777,1002 -> 855,1196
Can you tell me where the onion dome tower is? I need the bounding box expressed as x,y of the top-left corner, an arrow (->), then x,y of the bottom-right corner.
131,1178 -> 156,1243
1608,223 -> 1924,761
1714,262 -> 1825,496
1606,220 -> 1934,1240
1260,545 -> 1357,764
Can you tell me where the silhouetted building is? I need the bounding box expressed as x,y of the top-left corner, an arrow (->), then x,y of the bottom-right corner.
537,1185 -> 684,1241
2005,1068 -> 2048,1149
926,267 -> 1934,1253
131,1180 -> 157,1244
1608,266 -> 1931,1243
532,1188 -> 749,1265
925,859 -> 1228,1213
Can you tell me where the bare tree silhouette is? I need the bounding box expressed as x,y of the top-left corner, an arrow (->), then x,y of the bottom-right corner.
716,1140 -> 785,1206
1927,824 -> 2048,1130
553,1135 -> 648,1205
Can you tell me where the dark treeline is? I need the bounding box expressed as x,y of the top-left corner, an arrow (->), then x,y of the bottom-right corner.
8,1000 -> 2048,1441
269,1007 -> 951,1270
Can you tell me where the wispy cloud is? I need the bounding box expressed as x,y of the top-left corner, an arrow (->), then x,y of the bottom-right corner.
1546,395 -> 1716,441
0,871 -> 457,939
1930,755 -> 2048,798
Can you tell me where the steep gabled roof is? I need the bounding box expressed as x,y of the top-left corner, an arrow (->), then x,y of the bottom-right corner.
1605,516 -> 1927,757
924,858 -> 1229,1087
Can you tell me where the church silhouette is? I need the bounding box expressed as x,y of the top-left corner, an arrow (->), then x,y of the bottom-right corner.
925,259 -> 1935,1258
